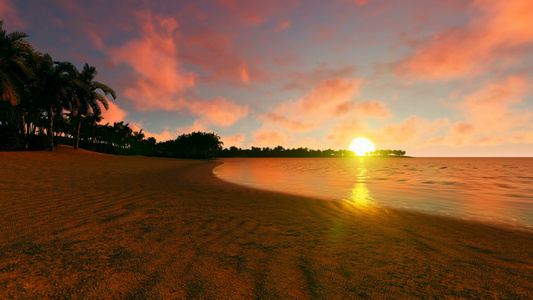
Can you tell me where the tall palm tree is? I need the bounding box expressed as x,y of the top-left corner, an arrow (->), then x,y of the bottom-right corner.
70,63 -> 116,150
33,54 -> 77,150
0,20 -> 34,106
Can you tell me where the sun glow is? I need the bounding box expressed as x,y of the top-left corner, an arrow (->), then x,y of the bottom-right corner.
349,137 -> 375,156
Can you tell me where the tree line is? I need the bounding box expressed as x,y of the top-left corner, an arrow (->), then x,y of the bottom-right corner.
366,149 -> 406,156
0,20 -> 226,158
1,19 -> 407,159
218,147 -> 408,158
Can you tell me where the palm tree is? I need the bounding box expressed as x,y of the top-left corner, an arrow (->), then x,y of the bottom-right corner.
32,54 -> 77,150
0,20 -> 34,106
70,63 -> 116,150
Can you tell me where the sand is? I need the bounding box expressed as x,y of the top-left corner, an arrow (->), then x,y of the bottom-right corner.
0,146 -> 532,299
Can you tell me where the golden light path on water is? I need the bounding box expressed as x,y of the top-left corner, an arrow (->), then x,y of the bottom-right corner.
348,164 -> 374,207
213,157 -> 533,231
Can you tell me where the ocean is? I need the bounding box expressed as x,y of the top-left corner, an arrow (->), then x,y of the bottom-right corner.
213,157 -> 533,231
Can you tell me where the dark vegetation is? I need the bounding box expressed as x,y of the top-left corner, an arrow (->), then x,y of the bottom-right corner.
1,20 -> 407,159
217,147 -> 408,158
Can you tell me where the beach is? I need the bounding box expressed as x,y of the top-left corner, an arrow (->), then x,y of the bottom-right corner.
1,146 -> 532,299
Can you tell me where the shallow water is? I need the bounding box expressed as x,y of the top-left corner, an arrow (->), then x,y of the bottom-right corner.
213,157 -> 533,231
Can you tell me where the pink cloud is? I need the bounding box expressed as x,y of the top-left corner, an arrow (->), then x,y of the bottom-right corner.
187,98 -> 249,127
252,130 -> 292,148
110,12 -> 195,111
451,122 -> 475,136
142,128 -> 179,143
458,76 -> 532,133
274,21 -> 291,33
219,0 -> 299,26
261,113 -> 318,133
0,0 -> 26,28
178,27 -> 270,84
283,66 -> 357,91
100,101 -> 128,125
396,0 -> 533,80
295,78 -> 363,117
221,134 -> 246,148
261,77 -> 391,138
377,116 -> 450,146
345,101 -> 393,120
510,130 -> 533,144
314,27 -> 338,43
325,119 -> 364,149
353,0 -> 368,5
421,76 -> 532,148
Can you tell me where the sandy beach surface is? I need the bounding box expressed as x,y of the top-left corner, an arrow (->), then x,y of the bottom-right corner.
1,146 -> 532,299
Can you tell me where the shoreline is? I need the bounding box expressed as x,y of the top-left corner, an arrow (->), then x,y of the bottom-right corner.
1,146 -> 532,298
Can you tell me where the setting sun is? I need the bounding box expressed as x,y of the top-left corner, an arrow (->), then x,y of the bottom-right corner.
349,137 -> 375,156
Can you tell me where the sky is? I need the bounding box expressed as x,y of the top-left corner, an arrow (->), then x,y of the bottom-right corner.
2,0 -> 533,156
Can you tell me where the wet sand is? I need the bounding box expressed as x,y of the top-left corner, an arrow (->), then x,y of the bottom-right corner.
1,146 -> 532,299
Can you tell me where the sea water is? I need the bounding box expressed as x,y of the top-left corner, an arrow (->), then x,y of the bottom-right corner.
213,157 -> 533,231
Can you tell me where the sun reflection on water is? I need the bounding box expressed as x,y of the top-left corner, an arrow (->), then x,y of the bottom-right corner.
346,165 -> 375,206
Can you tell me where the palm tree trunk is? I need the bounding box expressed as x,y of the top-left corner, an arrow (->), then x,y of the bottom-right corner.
21,113 -> 28,150
74,117 -> 81,149
91,126 -> 96,151
48,106 -> 54,151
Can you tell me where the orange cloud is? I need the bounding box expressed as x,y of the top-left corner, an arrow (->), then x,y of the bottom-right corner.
141,128 -> 179,143
221,134 -> 246,148
110,12 -> 195,111
345,101 -> 393,120
283,66 -> 357,91
187,98 -> 249,127
219,0 -> 299,26
295,78 -> 363,117
262,78 -> 391,137
262,113 -> 318,133
325,119 -> 364,149
421,76 -> 532,148
252,130 -> 292,148
274,20 -> 291,33
100,101 -> 128,125
377,116 -> 450,146
397,0 -> 533,80
458,76 -> 531,133
239,63 -> 250,83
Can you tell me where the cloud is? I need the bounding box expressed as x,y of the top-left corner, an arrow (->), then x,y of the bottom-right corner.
345,101 -> 393,120
432,76 -> 533,147
252,130 -> 292,147
260,77 -> 392,144
421,76 -> 532,148
294,78 -> 363,117
261,113 -> 318,133
100,101 -> 128,125
0,0 -> 26,28
178,26 -> 270,84
141,128 -> 180,143
110,12 -> 195,111
274,20 -> 291,33
325,119 -> 364,149
283,66 -> 357,91
186,98 -> 249,127
379,116 -> 450,145
219,0 -> 299,26
221,134 -> 246,148
352,0 -> 368,5
458,76 -> 531,133
396,0 -> 533,80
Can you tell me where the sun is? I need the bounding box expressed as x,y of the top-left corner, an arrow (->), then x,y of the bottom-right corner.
349,137 -> 375,156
